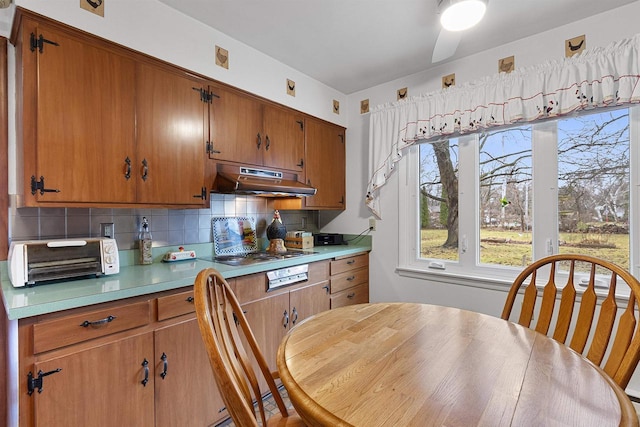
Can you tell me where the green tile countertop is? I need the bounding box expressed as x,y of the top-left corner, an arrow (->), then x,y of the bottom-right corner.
0,236 -> 371,320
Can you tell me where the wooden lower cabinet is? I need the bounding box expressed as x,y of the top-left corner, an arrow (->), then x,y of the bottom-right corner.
154,318 -> 225,427
14,256 -> 368,426
32,333 -> 155,427
17,295 -> 228,427
330,253 -> 370,308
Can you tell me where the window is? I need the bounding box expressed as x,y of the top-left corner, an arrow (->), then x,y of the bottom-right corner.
478,126 -> 532,267
557,110 -> 630,270
419,139 -> 459,262
400,106 -> 638,291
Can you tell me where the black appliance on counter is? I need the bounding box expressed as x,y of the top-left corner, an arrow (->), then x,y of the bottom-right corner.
314,233 -> 345,246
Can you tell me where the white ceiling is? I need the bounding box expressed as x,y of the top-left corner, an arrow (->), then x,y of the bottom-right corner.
155,0 -> 637,94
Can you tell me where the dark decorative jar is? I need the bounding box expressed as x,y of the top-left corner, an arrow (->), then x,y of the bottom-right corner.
266,210 -> 287,253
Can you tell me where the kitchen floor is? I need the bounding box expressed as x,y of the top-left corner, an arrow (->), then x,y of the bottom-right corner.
215,386 -> 293,427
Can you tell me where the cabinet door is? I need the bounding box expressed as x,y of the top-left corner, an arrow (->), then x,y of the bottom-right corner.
241,293 -> 290,391
136,63 -> 207,205
304,119 -> 346,209
32,333 -> 154,427
33,23 -> 136,203
155,317 -> 226,427
262,106 -> 305,172
289,281 -> 330,327
209,85 -> 263,166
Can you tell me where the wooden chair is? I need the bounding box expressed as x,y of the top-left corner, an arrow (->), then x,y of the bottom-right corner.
501,254 -> 640,389
194,268 -> 305,427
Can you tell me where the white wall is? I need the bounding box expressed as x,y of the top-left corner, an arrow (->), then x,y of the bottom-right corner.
9,0 -> 347,128
322,1 -> 640,393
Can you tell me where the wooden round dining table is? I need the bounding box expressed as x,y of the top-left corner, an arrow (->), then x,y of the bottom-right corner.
277,302 -> 638,427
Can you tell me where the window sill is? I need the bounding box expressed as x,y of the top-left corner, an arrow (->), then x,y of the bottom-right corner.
396,264 -> 632,302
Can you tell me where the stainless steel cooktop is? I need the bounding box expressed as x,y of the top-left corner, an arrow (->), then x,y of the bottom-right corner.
201,250 -> 317,266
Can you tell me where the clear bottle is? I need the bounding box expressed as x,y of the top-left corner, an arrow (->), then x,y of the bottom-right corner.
138,217 -> 153,265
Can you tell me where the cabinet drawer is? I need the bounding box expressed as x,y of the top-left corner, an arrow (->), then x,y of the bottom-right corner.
233,273 -> 268,304
330,283 -> 369,309
331,267 -> 368,294
33,301 -> 151,353
330,253 -> 369,275
157,289 -> 195,321
308,260 -> 330,284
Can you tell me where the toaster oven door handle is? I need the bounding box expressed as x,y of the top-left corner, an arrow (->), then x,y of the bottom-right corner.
47,240 -> 88,247
80,315 -> 117,328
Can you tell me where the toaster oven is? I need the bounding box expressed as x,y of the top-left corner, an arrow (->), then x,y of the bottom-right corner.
8,238 -> 120,287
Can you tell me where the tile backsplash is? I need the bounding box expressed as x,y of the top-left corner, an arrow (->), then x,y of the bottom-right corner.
9,194 -> 319,250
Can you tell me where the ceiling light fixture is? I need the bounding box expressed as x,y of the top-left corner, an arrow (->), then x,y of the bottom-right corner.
439,0 -> 487,32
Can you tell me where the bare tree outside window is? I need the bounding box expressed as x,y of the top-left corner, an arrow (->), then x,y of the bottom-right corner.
557,109 -> 629,269
418,108 -> 630,270
478,127 -> 533,266
419,139 -> 459,261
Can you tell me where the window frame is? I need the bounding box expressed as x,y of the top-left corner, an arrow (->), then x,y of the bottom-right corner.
398,106 -> 640,297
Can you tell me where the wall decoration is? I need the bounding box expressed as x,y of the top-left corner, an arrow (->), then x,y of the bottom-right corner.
215,46 -> 229,69
442,73 -> 455,89
565,35 -> 586,57
80,0 -> 104,17
286,79 -> 296,96
360,99 -> 370,114
333,100 -> 340,115
499,56 -> 514,73
397,87 -> 408,100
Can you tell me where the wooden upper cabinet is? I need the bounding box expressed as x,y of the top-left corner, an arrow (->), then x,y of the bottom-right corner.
208,85 -> 263,166
135,63 -> 207,205
262,105 -> 304,172
208,85 -> 304,172
304,119 -> 346,209
22,20 -> 137,204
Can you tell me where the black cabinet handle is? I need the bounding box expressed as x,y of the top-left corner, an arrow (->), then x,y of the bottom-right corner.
141,159 -> 149,181
160,353 -> 168,379
79,315 -> 116,328
124,157 -> 131,180
265,135 -> 271,151
257,133 -> 262,150
346,275 -> 356,281
297,159 -> 304,168
141,358 -> 149,387
185,296 -> 194,303
292,307 -> 298,325
283,310 -> 289,328
322,285 -> 330,294
347,292 -> 356,299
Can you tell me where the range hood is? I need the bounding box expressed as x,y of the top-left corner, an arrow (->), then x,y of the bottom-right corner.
213,165 -> 317,197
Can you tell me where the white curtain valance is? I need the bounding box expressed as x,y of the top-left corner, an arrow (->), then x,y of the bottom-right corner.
366,34 -> 640,219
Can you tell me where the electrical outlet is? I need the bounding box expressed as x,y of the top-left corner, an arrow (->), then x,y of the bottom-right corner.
369,218 -> 376,231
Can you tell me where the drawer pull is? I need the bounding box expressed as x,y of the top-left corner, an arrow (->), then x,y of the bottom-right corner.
347,260 -> 356,265
346,275 -> 356,281
347,292 -> 356,299
322,285 -> 330,294
141,358 -> 149,387
79,315 -> 116,328
283,310 -> 289,328
292,307 -> 298,325
185,296 -> 194,303
160,352 -> 168,379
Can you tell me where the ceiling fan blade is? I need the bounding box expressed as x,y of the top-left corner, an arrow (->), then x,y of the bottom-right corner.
432,29 -> 461,63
